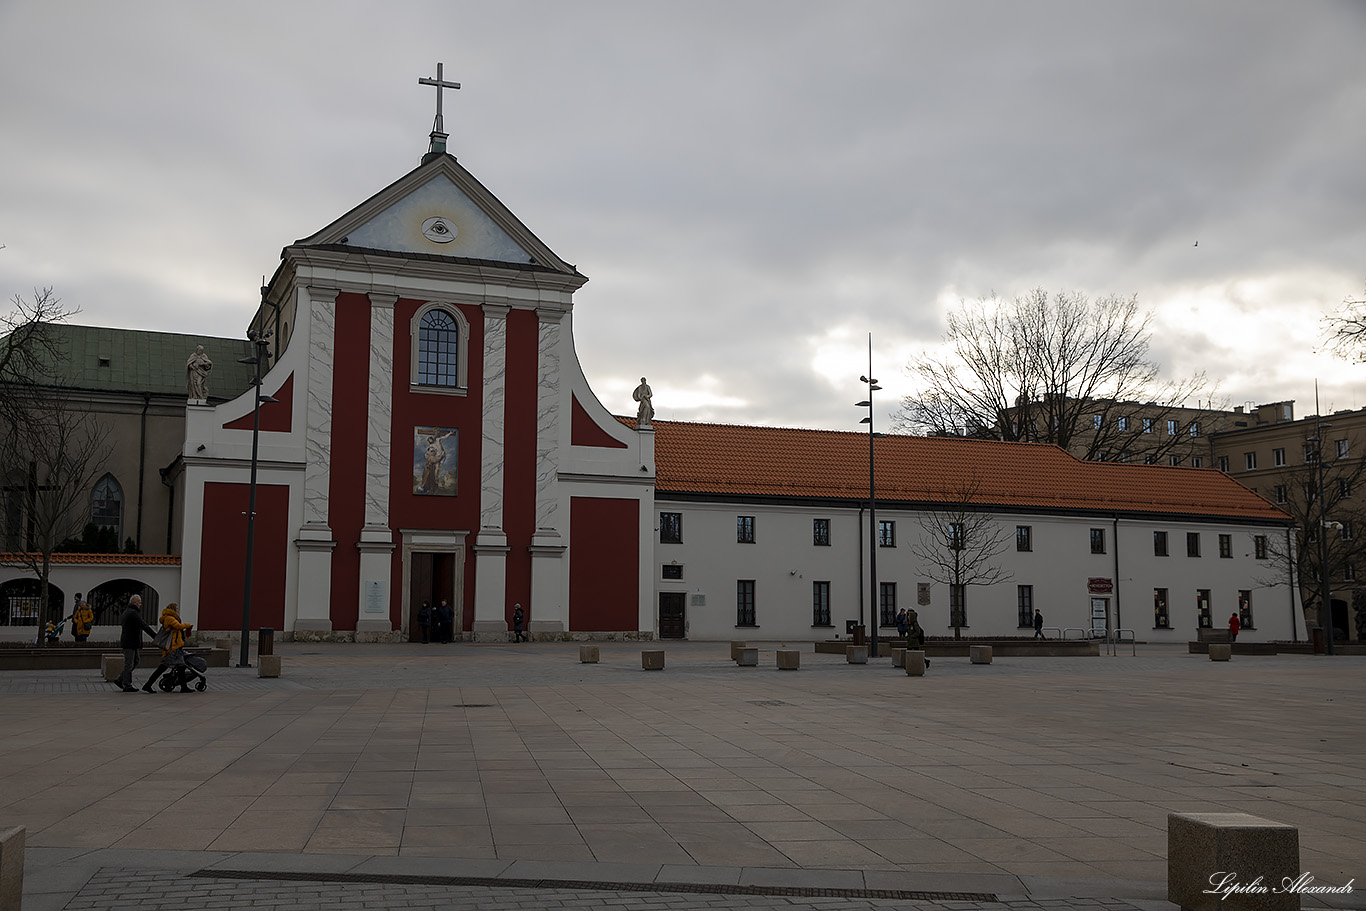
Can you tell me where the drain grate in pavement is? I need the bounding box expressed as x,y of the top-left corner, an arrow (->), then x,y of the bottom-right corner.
451,703 -> 495,708
189,869 -> 999,902
748,699 -> 790,707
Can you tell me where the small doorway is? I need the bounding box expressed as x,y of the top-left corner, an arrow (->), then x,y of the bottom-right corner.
659,592 -> 686,639
409,551 -> 456,642
1089,597 -> 1109,639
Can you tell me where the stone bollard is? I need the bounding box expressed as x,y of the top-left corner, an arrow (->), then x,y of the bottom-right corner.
213,638 -> 232,652
579,646 -> 599,664
102,653 -> 125,681
970,645 -> 993,665
1208,643 -> 1232,661
776,649 -> 800,670
730,641 -> 747,661
258,654 -> 282,678
736,647 -> 758,666
905,650 -> 926,676
846,645 -> 868,664
1168,812 -> 1299,911
642,650 -> 665,670
891,647 -> 906,668
0,825 -> 24,911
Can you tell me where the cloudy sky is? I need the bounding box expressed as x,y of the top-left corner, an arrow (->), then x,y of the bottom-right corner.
2,1 -> 1364,431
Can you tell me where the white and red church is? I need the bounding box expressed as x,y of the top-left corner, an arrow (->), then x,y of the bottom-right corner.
173,121 -> 656,641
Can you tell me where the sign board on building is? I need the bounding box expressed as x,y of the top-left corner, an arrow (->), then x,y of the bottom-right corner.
917,583 -> 931,606
1087,577 -> 1113,595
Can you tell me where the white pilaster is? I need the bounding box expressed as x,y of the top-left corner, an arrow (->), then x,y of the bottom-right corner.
473,304 -> 510,634
295,286 -> 338,633
358,293 -> 397,632
529,310 -> 567,632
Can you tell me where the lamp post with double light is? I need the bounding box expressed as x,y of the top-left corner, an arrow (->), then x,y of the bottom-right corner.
856,335 -> 882,658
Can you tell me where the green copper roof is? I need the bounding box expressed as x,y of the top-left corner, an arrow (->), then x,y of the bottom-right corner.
12,323 -> 260,402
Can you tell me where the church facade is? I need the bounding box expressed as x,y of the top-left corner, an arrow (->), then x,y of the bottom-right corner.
170,151 -> 656,641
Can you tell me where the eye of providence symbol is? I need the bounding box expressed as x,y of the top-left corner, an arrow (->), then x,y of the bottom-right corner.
421,216 -> 457,243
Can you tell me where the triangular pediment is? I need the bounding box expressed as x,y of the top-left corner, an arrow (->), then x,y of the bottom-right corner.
295,155 -> 576,274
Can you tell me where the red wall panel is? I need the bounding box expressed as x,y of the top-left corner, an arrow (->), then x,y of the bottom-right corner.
198,482 -> 288,631
569,497 -> 640,631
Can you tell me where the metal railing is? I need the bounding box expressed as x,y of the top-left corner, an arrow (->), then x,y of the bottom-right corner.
1106,628 -> 1136,656
1040,626 -> 1062,640
1062,627 -> 1088,640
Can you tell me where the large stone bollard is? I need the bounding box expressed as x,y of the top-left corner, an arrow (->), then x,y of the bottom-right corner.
776,649 -> 800,670
101,654 -> 125,681
970,645 -> 993,665
736,647 -> 758,666
642,650 -> 665,670
730,641 -> 747,661
905,650 -> 925,676
846,645 -> 868,664
1168,812 -> 1299,911
579,646 -> 600,664
1208,643 -> 1232,661
0,825 -> 24,911
891,647 -> 906,668
258,654 -> 282,678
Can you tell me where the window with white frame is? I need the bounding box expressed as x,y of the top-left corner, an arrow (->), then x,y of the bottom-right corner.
411,303 -> 471,391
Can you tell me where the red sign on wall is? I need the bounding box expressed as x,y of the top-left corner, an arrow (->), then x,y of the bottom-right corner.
1087,577 -> 1114,594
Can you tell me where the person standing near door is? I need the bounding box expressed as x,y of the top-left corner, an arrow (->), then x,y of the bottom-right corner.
512,603 -> 526,642
438,599 -> 454,643
417,600 -> 432,643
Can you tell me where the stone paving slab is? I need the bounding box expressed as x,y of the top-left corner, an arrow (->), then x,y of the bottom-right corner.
3,641 -> 1364,910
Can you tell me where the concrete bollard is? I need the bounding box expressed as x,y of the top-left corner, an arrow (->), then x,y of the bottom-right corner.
258,654 -> 282,678
1168,812 -> 1299,911
736,646 -> 758,666
730,641 -> 747,661
642,650 -> 665,670
579,646 -> 599,664
102,654 -> 125,681
0,825 -> 24,911
776,649 -> 800,670
846,645 -> 868,664
1208,643 -> 1232,661
905,650 -> 926,676
891,647 -> 906,668
970,645 -> 993,665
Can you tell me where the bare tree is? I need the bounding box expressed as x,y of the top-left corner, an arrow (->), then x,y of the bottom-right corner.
1,288 -> 74,440
1256,427 -> 1366,640
910,481 -> 1013,639
897,289 -> 1217,462
5,398 -> 110,640
1321,285 -> 1366,363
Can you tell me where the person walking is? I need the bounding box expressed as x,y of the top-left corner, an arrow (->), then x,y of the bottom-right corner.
906,609 -> 930,669
143,603 -> 194,693
512,603 -> 527,642
67,592 -> 84,641
1228,612 -> 1240,642
113,595 -> 158,692
72,598 -> 94,642
417,600 -> 432,643
1033,609 -> 1045,639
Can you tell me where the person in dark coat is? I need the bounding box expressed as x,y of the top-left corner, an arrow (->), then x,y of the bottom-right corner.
1033,609 -> 1045,639
113,594 -> 158,692
417,600 -> 432,643
906,609 -> 930,668
438,599 -> 455,643
512,603 -> 527,642
895,608 -> 909,639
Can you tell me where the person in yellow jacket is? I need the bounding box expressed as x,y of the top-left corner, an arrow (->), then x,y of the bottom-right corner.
72,599 -> 94,642
142,603 -> 194,693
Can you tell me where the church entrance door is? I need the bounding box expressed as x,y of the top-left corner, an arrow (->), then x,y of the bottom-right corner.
409,552 -> 457,642
659,592 -> 685,639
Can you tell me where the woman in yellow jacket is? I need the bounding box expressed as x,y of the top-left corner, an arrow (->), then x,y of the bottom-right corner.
142,603 -> 193,693
72,600 -> 94,641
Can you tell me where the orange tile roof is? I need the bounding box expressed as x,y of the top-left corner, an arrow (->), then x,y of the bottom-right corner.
639,420 -> 1290,523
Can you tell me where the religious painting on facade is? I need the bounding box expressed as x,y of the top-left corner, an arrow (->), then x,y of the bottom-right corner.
414,427 -> 458,496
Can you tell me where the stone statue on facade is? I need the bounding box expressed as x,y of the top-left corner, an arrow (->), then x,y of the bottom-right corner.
186,345 -> 213,402
633,377 -> 653,427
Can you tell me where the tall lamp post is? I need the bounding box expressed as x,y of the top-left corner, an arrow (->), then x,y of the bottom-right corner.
1309,385 -> 1335,656
236,316 -> 276,668
856,335 -> 882,658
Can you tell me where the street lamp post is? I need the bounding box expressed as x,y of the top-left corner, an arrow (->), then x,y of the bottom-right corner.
856,335 -> 882,659
236,316 -> 276,668
1309,391 -> 1335,656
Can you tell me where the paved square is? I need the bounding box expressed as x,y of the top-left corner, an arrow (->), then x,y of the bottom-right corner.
2,641 -> 1362,909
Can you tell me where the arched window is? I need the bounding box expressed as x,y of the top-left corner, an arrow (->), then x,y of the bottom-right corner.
410,303 -> 469,393
90,474 -> 123,541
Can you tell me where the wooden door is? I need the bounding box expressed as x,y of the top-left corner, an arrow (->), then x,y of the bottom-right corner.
659,592 -> 686,639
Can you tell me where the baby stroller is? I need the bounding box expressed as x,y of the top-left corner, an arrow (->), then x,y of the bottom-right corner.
157,652 -> 209,692
38,619 -> 65,644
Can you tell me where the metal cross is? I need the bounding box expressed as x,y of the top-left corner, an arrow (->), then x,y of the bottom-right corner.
418,62 -> 461,135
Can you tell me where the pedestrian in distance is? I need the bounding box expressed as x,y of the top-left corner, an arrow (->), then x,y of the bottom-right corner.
72,597 -> 94,642
417,600 -> 432,643
1034,609 -> 1045,639
895,608 -> 908,640
1228,612 -> 1240,642
512,603 -> 527,642
113,595 -> 157,692
438,599 -> 454,643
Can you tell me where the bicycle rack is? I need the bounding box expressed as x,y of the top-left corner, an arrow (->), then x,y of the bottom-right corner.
1106,628 -> 1136,656
1062,627 -> 1087,640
